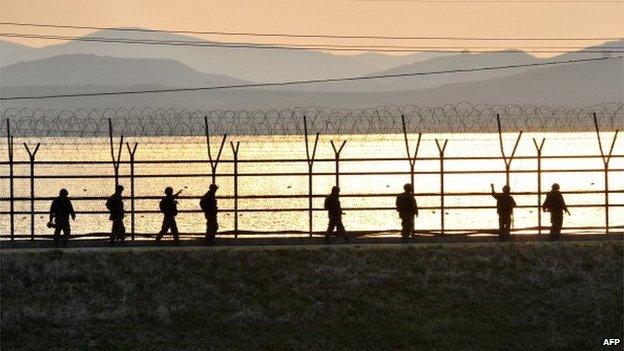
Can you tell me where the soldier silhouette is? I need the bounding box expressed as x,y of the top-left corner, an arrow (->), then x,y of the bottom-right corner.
106,185 -> 126,246
490,183 -> 516,241
324,186 -> 347,241
542,183 -> 570,241
49,188 -> 76,248
396,183 -> 418,240
200,183 -> 219,245
155,187 -> 183,244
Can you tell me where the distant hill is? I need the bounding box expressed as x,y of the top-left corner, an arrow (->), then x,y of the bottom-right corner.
360,51 -> 539,90
346,51 -> 454,71
0,40 -> 33,59
2,32 -> 619,91
2,56 -> 621,110
288,51 -> 540,92
259,41 -> 624,92
554,40 -> 624,61
0,30 -> 444,82
390,57 -> 624,106
313,41 -> 623,92
0,54 -> 248,87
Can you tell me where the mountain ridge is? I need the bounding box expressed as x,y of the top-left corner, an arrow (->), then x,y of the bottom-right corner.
2,56 -> 621,110
0,54 -> 249,87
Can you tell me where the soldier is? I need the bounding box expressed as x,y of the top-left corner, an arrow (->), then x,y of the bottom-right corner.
542,183 -> 570,241
155,187 -> 183,244
490,183 -> 517,241
106,185 -> 126,246
396,183 -> 418,240
200,183 -> 219,245
324,186 -> 347,241
49,188 -> 76,248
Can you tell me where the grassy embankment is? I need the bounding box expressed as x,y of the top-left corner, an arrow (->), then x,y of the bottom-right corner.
1,242 -> 622,350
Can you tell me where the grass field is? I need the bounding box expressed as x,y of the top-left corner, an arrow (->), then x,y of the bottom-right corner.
1,242 -> 623,350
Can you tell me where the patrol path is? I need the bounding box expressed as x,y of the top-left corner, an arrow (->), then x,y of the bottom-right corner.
1,233 -> 622,253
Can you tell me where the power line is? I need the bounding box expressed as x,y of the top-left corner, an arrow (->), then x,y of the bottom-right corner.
4,32 -> 623,50
1,22 -> 622,41
2,33 -> 623,54
1,56 -> 621,101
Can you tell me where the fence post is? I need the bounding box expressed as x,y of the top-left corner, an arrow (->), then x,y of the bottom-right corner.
532,138 -> 545,235
330,140 -> 347,187
593,113 -> 619,235
230,141 -> 240,238
401,115 -> 422,189
6,119 -> 15,240
125,142 -> 138,240
107,119 -> 124,187
435,139 -> 448,236
24,143 -> 41,240
204,116 -> 227,185
496,114 -> 523,186
303,116 -> 320,237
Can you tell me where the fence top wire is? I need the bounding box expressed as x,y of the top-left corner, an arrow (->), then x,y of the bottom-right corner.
1,103 -> 622,139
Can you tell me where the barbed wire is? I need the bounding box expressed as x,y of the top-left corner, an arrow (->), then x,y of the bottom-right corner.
1,103 -> 622,140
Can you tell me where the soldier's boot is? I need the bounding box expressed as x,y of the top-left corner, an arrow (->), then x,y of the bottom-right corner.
154,232 -> 163,245
401,229 -> 409,242
205,233 -> 215,246
339,227 -> 348,242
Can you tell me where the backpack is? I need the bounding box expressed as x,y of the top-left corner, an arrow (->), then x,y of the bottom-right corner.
105,196 -> 114,211
200,195 -> 209,212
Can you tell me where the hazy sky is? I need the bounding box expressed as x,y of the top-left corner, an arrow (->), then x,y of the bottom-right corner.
1,0 -> 623,55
